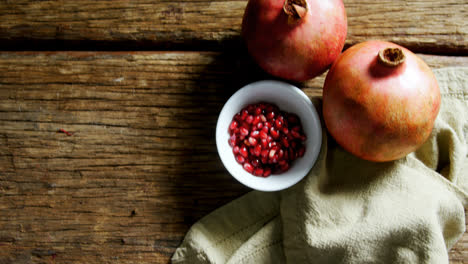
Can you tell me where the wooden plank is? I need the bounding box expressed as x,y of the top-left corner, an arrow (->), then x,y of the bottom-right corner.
0,52 -> 466,263
451,223 -> 468,264
0,0 -> 466,54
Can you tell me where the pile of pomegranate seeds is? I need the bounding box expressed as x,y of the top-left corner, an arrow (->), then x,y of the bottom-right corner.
228,102 -> 307,177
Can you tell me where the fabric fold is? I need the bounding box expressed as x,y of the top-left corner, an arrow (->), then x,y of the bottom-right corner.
172,191 -> 280,264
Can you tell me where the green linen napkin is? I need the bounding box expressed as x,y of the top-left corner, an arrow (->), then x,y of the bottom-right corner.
172,67 -> 468,264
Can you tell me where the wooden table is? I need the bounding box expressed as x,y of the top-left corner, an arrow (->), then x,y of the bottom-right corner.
0,1 -> 466,263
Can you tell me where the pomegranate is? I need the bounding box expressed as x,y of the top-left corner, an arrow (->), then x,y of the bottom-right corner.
228,102 -> 307,177
241,0 -> 347,82
322,40 -> 440,162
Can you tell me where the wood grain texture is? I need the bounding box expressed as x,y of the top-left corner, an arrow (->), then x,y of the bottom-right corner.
0,52 -> 467,263
0,0 -> 466,53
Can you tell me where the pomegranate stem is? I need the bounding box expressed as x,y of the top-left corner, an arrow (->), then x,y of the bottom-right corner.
283,0 -> 308,22
378,47 -> 405,67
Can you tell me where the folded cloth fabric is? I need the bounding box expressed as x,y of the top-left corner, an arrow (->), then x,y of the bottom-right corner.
172,67 -> 468,264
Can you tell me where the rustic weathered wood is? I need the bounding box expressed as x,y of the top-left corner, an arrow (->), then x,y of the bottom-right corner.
0,52 -> 467,263
0,0 -> 466,53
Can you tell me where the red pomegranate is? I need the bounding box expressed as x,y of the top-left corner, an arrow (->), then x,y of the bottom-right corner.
242,0 -> 347,82
322,41 -> 440,162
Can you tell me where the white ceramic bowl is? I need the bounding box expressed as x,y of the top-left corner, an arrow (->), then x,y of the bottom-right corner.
216,80 -> 322,192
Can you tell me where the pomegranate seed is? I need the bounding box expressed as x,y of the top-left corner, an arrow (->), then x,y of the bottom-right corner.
260,115 -> 267,122
282,127 -> 289,135
251,159 -> 260,167
252,115 -> 261,125
256,122 -> 264,130
266,111 -> 275,120
281,137 -> 290,147
240,146 -> 248,158
267,136 -> 273,143
246,115 -> 254,124
255,107 -> 262,116
270,127 -> 280,139
244,139 -> 250,147
241,109 -> 249,120
275,119 -> 283,129
261,138 -> 268,149
248,136 -> 257,146
288,114 -> 299,124
243,163 -> 254,173
278,115 -> 285,122
249,147 -> 255,155
261,157 -> 268,164
240,127 -> 249,137
228,134 -> 237,147
229,120 -> 238,132
254,168 -> 264,176
261,149 -> 269,158
282,117 -> 288,126
280,163 -> 290,172
247,104 -> 255,113
269,148 -> 277,159
251,130 -> 260,138
271,154 -> 279,163
272,166 -> 282,174
292,126 -> 301,132
254,144 -> 262,156
278,149 -> 284,159
233,145 -> 240,155
235,155 -> 245,164
263,167 -> 272,177
234,113 -> 242,122
291,130 -> 301,139
262,126 -> 269,133
298,146 -> 306,157
259,130 -> 268,139
289,148 -> 297,160
291,141 -> 297,148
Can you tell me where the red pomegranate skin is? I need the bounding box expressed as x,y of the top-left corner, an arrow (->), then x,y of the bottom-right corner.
322,41 -> 440,162
242,0 -> 347,82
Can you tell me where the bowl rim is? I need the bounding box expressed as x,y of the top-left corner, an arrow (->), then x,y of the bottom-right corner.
216,80 -> 322,192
